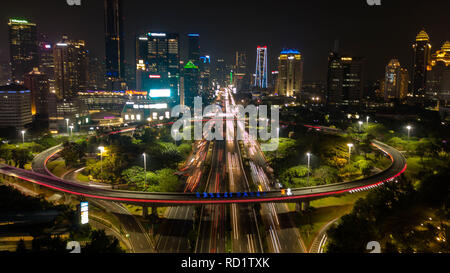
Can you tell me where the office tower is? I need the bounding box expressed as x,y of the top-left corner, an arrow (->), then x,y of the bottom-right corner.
0,84 -> 32,130
431,41 -> 450,66
234,51 -> 248,91
199,55 -> 211,93
411,29 -> 432,99
104,0 -> 125,81
276,49 -> 303,97
88,56 -> 107,90
8,19 -> 38,83
136,32 -> 180,102
53,36 -> 89,99
0,64 -> 10,85
326,51 -> 364,105
38,34 -> 55,93
24,68 -> 50,120
428,41 -> 450,98
182,60 -> 200,108
383,59 -> 408,100
254,46 -> 268,88
187,34 -> 200,65
213,58 -> 227,87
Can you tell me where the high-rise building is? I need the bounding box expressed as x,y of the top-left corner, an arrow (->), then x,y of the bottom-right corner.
383,59 -> 408,101
136,32 -> 180,103
428,41 -> 450,99
326,51 -> 364,105
53,36 -> 89,99
199,55 -> 211,93
88,56 -> 107,90
104,0 -> 125,81
411,29 -> 432,99
24,67 -> 50,119
254,46 -> 268,88
8,19 -> 38,83
276,49 -> 303,97
233,51 -> 248,91
38,34 -> 55,93
182,60 -> 200,108
187,34 -> 200,65
0,84 -> 32,130
213,58 -> 227,87
431,41 -> 450,66
0,64 -> 11,85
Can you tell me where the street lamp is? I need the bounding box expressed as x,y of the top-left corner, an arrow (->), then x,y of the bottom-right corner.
21,130 -> 25,144
98,146 -> 105,183
65,118 -> 70,136
347,143 -> 354,164
142,153 -> 147,189
366,116 -> 369,127
69,125 -> 74,137
406,125 -> 412,140
306,152 -> 311,186
358,121 -> 363,132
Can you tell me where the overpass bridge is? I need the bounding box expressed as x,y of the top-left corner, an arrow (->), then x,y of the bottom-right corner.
0,139 -> 406,206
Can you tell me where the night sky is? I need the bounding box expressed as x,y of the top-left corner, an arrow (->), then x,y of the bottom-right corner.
1,0 -> 449,83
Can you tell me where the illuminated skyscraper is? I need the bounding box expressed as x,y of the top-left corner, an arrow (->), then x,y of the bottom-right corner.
276,49 -> 303,97
254,46 -> 268,88
383,59 -> 408,101
411,29 -> 432,99
53,36 -> 89,99
188,34 -> 200,65
135,32 -> 180,103
24,68 -> 50,124
8,19 -> 38,83
233,51 -> 248,91
104,0 -> 125,82
182,60 -> 200,108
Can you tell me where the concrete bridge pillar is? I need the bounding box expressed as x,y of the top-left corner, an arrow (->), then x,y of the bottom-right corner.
151,205 -> 157,216
142,206 -> 149,218
302,200 -> 310,211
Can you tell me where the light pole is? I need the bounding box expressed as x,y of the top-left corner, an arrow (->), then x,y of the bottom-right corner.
142,153 -> 147,190
406,125 -> 412,140
366,116 -> 369,127
358,121 -> 363,132
98,146 -> 105,183
69,125 -> 74,138
65,118 -> 70,136
21,130 -> 25,144
306,152 -> 311,186
347,143 -> 353,164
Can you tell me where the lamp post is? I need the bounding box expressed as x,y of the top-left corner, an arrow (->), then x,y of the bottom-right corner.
366,116 -> 369,127
306,152 -> 311,186
98,146 -> 105,183
358,121 -> 363,132
347,143 -> 353,164
21,130 -> 25,144
142,153 -> 147,189
406,125 -> 412,140
69,125 -> 74,138
65,118 -> 70,136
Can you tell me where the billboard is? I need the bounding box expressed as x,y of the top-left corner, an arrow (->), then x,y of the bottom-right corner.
80,202 -> 89,224
149,89 -> 171,98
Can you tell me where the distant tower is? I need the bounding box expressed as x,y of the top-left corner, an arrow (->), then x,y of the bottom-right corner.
254,46 -> 268,88
188,34 -> 200,65
104,0 -> 125,83
411,29 -> 432,99
8,18 -> 38,83
277,49 -> 303,97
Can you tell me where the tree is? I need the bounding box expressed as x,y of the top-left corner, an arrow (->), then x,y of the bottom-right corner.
156,168 -> 182,192
313,166 -> 338,184
83,230 -> 123,253
60,141 -> 86,168
11,148 -> 33,169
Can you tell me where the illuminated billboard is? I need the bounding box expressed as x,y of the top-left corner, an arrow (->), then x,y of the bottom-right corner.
149,89 -> 171,98
80,202 -> 89,224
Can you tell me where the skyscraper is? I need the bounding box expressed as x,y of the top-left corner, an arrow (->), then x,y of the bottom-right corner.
135,32 -> 180,103
182,60 -> 200,108
326,51 -> 364,105
411,29 -> 432,99
53,36 -> 89,99
0,84 -> 32,130
24,67 -> 50,123
254,46 -> 268,89
276,49 -> 303,97
8,19 -> 38,83
383,59 -> 408,101
234,51 -> 248,91
38,34 -> 55,93
104,0 -> 125,82
187,34 -> 200,65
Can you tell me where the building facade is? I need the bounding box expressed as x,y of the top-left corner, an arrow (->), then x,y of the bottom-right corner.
8,19 -> 38,83
383,59 -> 408,101
254,46 -> 268,89
104,0 -> 125,82
0,84 -> 32,130
276,49 -> 303,97
411,29 -> 432,100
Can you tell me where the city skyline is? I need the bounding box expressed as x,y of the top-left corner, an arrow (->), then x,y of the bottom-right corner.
0,0 -> 449,83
